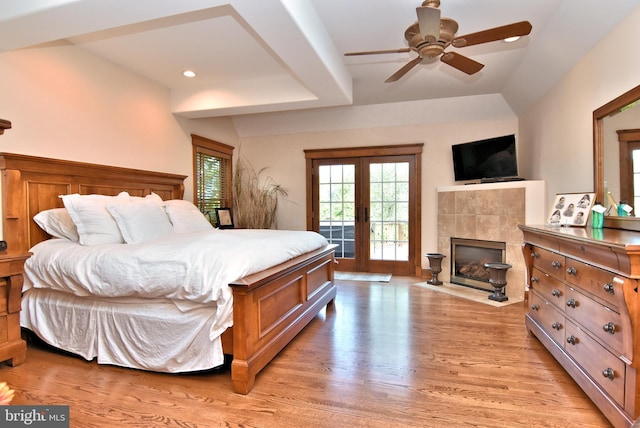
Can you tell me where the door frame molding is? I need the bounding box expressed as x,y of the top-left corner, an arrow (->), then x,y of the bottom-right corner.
305,144 -> 423,276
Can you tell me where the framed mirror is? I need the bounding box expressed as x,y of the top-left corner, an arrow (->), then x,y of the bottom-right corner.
594,84 -> 640,231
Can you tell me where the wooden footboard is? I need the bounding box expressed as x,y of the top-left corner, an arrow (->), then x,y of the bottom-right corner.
229,244 -> 337,394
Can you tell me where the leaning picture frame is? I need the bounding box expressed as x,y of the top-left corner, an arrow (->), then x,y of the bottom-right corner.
548,192 -> 595,227
215,207 -> 234,229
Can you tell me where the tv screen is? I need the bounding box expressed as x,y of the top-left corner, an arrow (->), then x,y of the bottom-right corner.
452,134 -> 518,182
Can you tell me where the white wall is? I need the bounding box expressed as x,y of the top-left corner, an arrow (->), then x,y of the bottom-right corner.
0,43 -> 239,203
519,5 -> 640,211
237,97 -> 517,268
0,42 -> 519,268
3,6 -> 640,270
237,2 -> 640,270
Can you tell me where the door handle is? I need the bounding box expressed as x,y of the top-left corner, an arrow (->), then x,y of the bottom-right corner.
364,207 -> 369,222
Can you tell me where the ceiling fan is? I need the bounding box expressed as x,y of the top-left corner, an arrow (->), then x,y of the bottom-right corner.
344,0 -> 532,83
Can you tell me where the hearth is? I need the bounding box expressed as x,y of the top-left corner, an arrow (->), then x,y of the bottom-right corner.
450,238 -> 506,292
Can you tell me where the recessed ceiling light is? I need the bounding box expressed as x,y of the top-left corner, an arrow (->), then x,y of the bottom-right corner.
183,70 -> 196,78
504,36 -> 520,43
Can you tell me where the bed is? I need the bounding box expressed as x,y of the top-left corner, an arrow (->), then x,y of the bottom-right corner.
0,152 -> 337,394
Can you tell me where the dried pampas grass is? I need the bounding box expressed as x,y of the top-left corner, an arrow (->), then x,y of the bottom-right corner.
233,158 -> 287,229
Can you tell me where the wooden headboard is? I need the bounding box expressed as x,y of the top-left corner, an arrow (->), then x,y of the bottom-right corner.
0,153 -> 187,252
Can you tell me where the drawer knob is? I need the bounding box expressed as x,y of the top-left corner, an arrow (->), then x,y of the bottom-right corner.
602,322 -> 616,334
531,276 -> 539,283
532,251 -> 539,259
530,304 -> 540,311
566,335 -> 577,345
566,267 -> 577,276
551,289 -> 561,297
551,260 -> 561,269
551,322 -> 562,331
602,368 -> 615,380
603,282 -> 615,294
566,298 -> 577,308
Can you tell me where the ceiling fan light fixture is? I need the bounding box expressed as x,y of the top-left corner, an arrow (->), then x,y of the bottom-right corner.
504,36 -> 520,43
419,44 -> 444,58
182,70 -> 197,78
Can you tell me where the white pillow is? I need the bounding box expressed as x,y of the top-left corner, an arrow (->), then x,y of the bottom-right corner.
106,198 -> 174,244
61,193 -> 130,246
129,192 -> 164,203
164,200 -> 214,233
33,208 -> 80,242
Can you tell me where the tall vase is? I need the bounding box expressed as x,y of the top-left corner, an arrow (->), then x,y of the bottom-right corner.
425,253 -> 446,285
484,262 -> 511,302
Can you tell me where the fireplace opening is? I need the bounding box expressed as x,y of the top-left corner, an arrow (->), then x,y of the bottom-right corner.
450,237 -> 506,292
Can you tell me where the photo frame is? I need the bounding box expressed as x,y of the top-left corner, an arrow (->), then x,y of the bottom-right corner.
548,192 -> 595,227
215,208 -> 234,229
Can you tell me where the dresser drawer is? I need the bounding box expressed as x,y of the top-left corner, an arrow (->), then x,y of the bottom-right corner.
559,239 -> 619,272
529,291 -> 565,344
530,268 -> 565,310
563,258 -> 625,311
564,286 -> 624,356
531,247 -> 565,280
522,231 -> 560,252
565,320 -> 626,406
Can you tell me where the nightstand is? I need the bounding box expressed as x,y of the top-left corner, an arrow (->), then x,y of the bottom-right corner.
0,251 -> 30,366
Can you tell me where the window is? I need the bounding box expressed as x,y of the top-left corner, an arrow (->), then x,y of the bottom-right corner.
192,134 -> 234,225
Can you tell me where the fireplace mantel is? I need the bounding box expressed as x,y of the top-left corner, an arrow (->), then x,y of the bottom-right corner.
437,180 -> 546,300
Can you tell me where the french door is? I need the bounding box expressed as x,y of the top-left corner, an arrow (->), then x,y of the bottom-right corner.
305,145 -> 422,276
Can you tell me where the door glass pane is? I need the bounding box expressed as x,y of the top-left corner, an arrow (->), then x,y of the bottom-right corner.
318,164 -> 355,258
369,162 -> 409,261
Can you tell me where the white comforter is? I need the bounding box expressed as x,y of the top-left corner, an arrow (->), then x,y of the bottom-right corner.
24,229 -> 329,335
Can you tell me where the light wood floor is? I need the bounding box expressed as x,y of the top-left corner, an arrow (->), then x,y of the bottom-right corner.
0,276 -> 612,427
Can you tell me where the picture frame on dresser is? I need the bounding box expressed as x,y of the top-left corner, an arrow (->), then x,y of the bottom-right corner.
547,192 -> 595,227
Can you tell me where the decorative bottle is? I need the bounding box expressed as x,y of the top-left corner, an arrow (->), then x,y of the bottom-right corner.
591,201 -> 605,229
618,201 -> 630,217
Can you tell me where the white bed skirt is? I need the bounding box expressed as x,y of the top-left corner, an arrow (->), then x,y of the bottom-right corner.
21,289 -> 226,373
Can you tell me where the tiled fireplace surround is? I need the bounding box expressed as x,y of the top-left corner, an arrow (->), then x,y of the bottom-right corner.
436,181 -> 546,300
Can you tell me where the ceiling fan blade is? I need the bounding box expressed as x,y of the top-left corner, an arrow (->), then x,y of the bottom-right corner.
440,52 -> 484,75
416,5 -> 440,43
345,48 -> 411,56
452,21 -> 532,48
385,56 -> 424,83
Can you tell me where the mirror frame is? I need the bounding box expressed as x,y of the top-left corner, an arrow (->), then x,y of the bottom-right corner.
594,83 -> 640,230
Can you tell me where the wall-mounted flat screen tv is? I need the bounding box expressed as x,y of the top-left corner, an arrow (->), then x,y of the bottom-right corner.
452,134 -> 518,182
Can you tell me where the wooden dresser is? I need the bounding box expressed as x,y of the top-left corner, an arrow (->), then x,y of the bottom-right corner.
0,251 -> 30,366
520,225 -> 640,427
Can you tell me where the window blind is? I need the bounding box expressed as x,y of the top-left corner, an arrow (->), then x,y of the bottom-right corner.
192,135 -> 234,226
